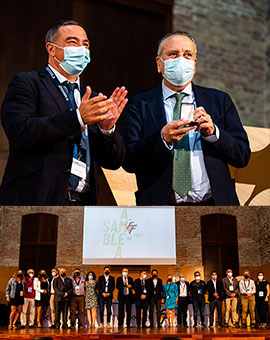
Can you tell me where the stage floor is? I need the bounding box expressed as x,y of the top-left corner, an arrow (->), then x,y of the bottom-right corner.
0,326 -> 269,340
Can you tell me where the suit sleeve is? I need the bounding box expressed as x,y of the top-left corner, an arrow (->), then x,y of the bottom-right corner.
204,92 -> 250,168
1,74 -> 82,150
88,124 -> 125,170
97,277 -> 103,295
109,277 -> 115,296
122,99 -> 172,173
53,278 -> 64,297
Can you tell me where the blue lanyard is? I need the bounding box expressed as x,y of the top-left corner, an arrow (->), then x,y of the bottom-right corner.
45,66 -> 75,112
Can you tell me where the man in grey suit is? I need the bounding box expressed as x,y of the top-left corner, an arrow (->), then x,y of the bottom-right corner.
222,269 -> 240,328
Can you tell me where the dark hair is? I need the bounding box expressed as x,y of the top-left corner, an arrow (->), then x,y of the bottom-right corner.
45,19 -> 83,44
121,267 -> 129,272
194,271 -> 200,276
52,268 -> 59,274
86,271 -> 96,280
38,269 -> 47,281
104,266 -> 111,271
73,268 -> 81,272
140,269 -> 146,274
157,31 -> 197,57
257,272 -> 264,278
151,269 -> 158,274
211,271 -> 217,275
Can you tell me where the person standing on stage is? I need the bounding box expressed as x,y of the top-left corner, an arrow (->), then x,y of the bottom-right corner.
190,271 -> 207,327
163,274 -> 178,327
34,269 -> 50,328
222,269 -> 239,327
255,272 -> 269,329
53,268 -> 73,329
206,271 -> 224,327
239,270 -> 256,328
148,269 -> 163,328
20,269 -> 35,329
97,266 -> 115,329
49,268 -> 59,328
134,270 -> 150,328
69,268 -> 86,328
176,273 -> 190,327
116,268 -> 134,328
5,269 -> 25,330
85,271 -> 98,328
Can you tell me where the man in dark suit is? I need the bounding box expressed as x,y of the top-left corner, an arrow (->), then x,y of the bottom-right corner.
134,270 -> 150,328
53,268 -> 73,329
206,271 -> 224,327
190,271 -> 207,327
123,31 -> 250,206
0,19 -> 127,205
147,269 -> 163,328
116,268 -> 134,328
97,266 -> 115,329
176,273 -> 190,327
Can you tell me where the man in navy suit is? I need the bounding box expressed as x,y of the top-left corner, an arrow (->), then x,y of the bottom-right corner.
176,273 -> 190,327
97,266 -> 115,329
206,271 -> 224,327
0,19 -> 127,205
123,31 -> 250,206
147,269 -> 163,328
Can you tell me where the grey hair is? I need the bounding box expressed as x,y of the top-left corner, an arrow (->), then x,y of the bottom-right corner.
45,19 -> 83,44
157,31 -> 197,57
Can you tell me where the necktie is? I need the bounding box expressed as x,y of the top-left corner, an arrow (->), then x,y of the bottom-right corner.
63,81 -> 90,191
172,93 -> 192,198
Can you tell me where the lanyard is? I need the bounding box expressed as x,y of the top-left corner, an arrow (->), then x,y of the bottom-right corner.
45,66 -> 77,112
180,282 -> 186,295
243,280 -> 250,290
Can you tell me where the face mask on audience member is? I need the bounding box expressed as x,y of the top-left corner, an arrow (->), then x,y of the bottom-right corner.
152,274 -> 158,278
168,278 -> 172,283
40,273 -> 46,277
244,274 -> 249,279
74,272 -> 80,277
180,277 -> 185,282
227,272 -> 233,277
212,275 -> 217,280
105,270 -> 110,276
89,275 -> 93,280
195,276 -> 200,281
258,275 -> 263,281
17,273 -> 23,278
161,56 -> 195,87
61,272 -> 66,278
122,272 -> 128,277
28,273 -> 34,278
52,272 -> 57,277
142,274 -> 147,279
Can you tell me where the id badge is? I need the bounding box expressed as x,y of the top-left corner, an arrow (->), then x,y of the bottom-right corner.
71,158 -> 86,180
229,286 -> 234,291
198,289 -> 202,294
259,291 -> 264,297
167,295 -> 170,299
28,287 -> 32,293
246,289 -> 250,293
20,291 -> 23,297
143,288 -> 147,294
105,287 -> 108,293
75,285 -> 80,291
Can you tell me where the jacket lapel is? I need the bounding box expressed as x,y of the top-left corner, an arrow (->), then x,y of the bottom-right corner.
192,83 -> 212,115
146,86 -> 167,130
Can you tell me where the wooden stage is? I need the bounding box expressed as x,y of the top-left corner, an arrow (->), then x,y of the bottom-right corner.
0,326 -> 269,340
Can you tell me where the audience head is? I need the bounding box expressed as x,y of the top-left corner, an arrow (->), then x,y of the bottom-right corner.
51,268 -> 59,277
27,269 -> 35,278
122,268 -> 129,277
211,271 -> 217,280
73,268 -> 81,277
167,274 -> 173,283
257,272 -> 264,281
140,270 -> 147,279
104,266 -> 111,276
226,269 -> 233,277
151,269 -> 158,278
194,271 -> 201,281
60,268 -> 67,278
86,271 -> 96,281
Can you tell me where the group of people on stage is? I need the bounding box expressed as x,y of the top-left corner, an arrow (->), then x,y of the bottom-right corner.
5,266 -> 269,330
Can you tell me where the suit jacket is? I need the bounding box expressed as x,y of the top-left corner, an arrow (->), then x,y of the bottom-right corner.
53,276 -> 73,302
0,67 -> 125,205
176,281 -> 190,301
116,276 -> 134,299
97,275 -> 115,298
222,276 -> 240,298
147,277 -> 163,299
189,280 -> 207,301
206,279 -> 224,302
122,84 -> 250,205
134,278 -> 150,302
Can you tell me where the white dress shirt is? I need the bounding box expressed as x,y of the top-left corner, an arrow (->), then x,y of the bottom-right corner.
162,81 -> 220,203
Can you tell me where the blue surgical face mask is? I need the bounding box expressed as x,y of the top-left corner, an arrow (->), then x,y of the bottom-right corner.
180,277 -> 185,282
89,275 -> 93,280
161,56 -> 194,86
52,43 -> 91,76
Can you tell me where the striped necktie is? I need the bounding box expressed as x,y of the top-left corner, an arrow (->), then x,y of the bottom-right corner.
172,93 -> 192,198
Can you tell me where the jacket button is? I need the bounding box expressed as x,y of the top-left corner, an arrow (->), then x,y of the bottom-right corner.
64,169 -> 71,173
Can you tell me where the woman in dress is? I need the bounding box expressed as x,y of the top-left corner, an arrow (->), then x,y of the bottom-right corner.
5,269 -> 25,330
85,271 -> 99,328
255,272 -> 269,329
34,269 -> 50,327
163,274 -> 178,327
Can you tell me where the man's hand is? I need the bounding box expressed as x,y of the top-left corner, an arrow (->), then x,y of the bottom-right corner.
193,106 -> 215,136
79,86 -> 114,125
230,293 -> 236,297
141,294 -> 147,300
6,297 -> 10,303
214,293 -> 219,298
99,86 -> 128,130
161,119 -> 196,143
64,293 -> 68,298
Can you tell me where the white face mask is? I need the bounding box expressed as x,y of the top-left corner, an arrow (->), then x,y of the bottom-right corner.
142,274 -> 147,279
195,276 -> 201,280
258,276 -> 263,280
227,272 -> 233,277
52,43 -> 91,76
28,273 -> 34,278
52,272 -> 57,277
161,56 -> 194,86
122,272 -> 128,277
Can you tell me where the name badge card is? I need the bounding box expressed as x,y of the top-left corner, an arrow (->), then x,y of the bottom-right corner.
229,286 -> 234,291
167,295 -> 170,299
181,103 -> 195,121
28,287 -> 32,293
143,289 -> 147,294
71,159 -> 87,180
259,291 -> 264,297
75,285 -> 80,290
198,289 -> 202,294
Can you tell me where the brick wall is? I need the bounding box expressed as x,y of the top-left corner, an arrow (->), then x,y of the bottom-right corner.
173,0 -> 269,128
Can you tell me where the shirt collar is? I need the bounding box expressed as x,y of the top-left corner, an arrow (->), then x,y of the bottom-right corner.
48,64 -> 80,89
162,80 -> 192,101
